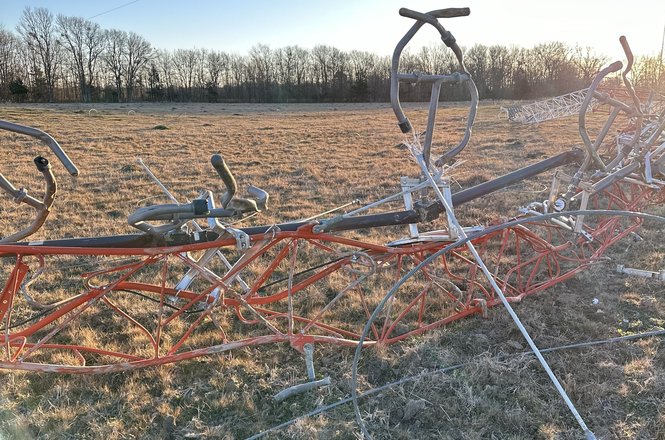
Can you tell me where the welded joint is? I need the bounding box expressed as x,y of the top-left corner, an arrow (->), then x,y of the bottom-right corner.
273,343 -> 331,402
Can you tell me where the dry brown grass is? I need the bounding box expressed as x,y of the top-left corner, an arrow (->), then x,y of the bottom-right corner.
0,102 -> 663,439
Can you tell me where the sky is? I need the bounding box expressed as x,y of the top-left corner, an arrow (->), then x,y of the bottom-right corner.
1,0 -> 664,61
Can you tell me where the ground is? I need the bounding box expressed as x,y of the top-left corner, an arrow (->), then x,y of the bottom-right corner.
0,102 -> 663,439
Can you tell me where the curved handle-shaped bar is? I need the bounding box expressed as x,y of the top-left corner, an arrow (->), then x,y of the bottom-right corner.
578,61 -> 623,169
210,154 -> 237,208
400,7 -> 470,20
247,185 -> 269,211
619,36 -> 642,113
391,7 -> 469,134
0,120 -> 77,243
210,154 -> 269,215
0,157 -> 56,243
398,8 -> 468,68
127,197 -> 235,236
390,7 -> 476,168
435,78 -> 479,166
0,120 -> 79,176
616,35 -> 646,165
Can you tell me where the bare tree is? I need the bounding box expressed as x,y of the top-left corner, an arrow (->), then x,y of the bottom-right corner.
466,44 -> 488,96
229,53 -> 246,100
348,50 -> 375,100
248,44 -> 273,101
487,45 -> 511,98
274,46 -> 308,84
533,42 -> 572,95
154,49 -> 174,99
206,50 -> 229,101
291,46 -> 310,88
416,44 -> 455,74
8,5 -> 657,104
102,29 -> 126,101
311,45 -> 332,89
82,21 -> 104,100
124,32 -> 151,101
273,47 -> 290,86
172,48 -> 198,99
369,55 -> 391,101
194,48 -> 208,96
510,46 -> 533,99
57,15 -> 104,102
311,45 -> 347,99
206,50 -> 227,87
633,55 -> 663,90
16,7 -> 60,101
572,46 -> 607,83
0,28 -> 24,99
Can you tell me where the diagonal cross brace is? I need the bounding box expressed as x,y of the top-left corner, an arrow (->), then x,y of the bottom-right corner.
412,153 -> 596,439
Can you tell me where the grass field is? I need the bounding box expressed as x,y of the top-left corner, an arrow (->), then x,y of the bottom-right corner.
0,102 -> 664,439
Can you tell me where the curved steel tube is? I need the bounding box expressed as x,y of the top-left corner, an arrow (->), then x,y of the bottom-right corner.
0,157 -> 56,243
0,120 -> 79,176
390,8 -> 468,134
0,120 -> 79,243
435,77 -> 479,166
390,7 -> 476,170
578,61 -> 623,169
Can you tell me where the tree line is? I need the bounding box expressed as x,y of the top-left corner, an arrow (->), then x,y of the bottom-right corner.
1,6 -> 664,104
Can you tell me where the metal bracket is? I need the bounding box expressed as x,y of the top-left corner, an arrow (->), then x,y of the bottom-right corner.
226,227 -> 250,251
573,190 -> 591,235
400,176 -> 456,239
401,177 -> 420,238
645,150 -> 654,184
616,265 -> 665,281
545,170 -> 593,240
441,180 -> 458,239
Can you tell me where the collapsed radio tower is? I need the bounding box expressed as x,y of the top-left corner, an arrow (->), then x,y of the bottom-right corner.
503,85 -> 665,126
501,88 -> 596,124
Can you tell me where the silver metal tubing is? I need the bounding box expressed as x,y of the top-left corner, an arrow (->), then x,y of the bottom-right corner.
435,77 -> 479,166
0,119 -> 79,176
137,157 -> 182,203
390,20 -> 426,132
422,79 -> 445,167
579,62 -> 623,169
273,377 -> 331,402
344,179 -> 432,217
127,202 -> 234,235
0,157 -> 57,243
415,154 -> 596,439
390,9 -> 468,133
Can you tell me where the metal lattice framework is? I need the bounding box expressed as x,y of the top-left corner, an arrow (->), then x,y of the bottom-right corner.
2,7 -> 665,440
501,88 -> 597,124
503,87 -> 665,126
